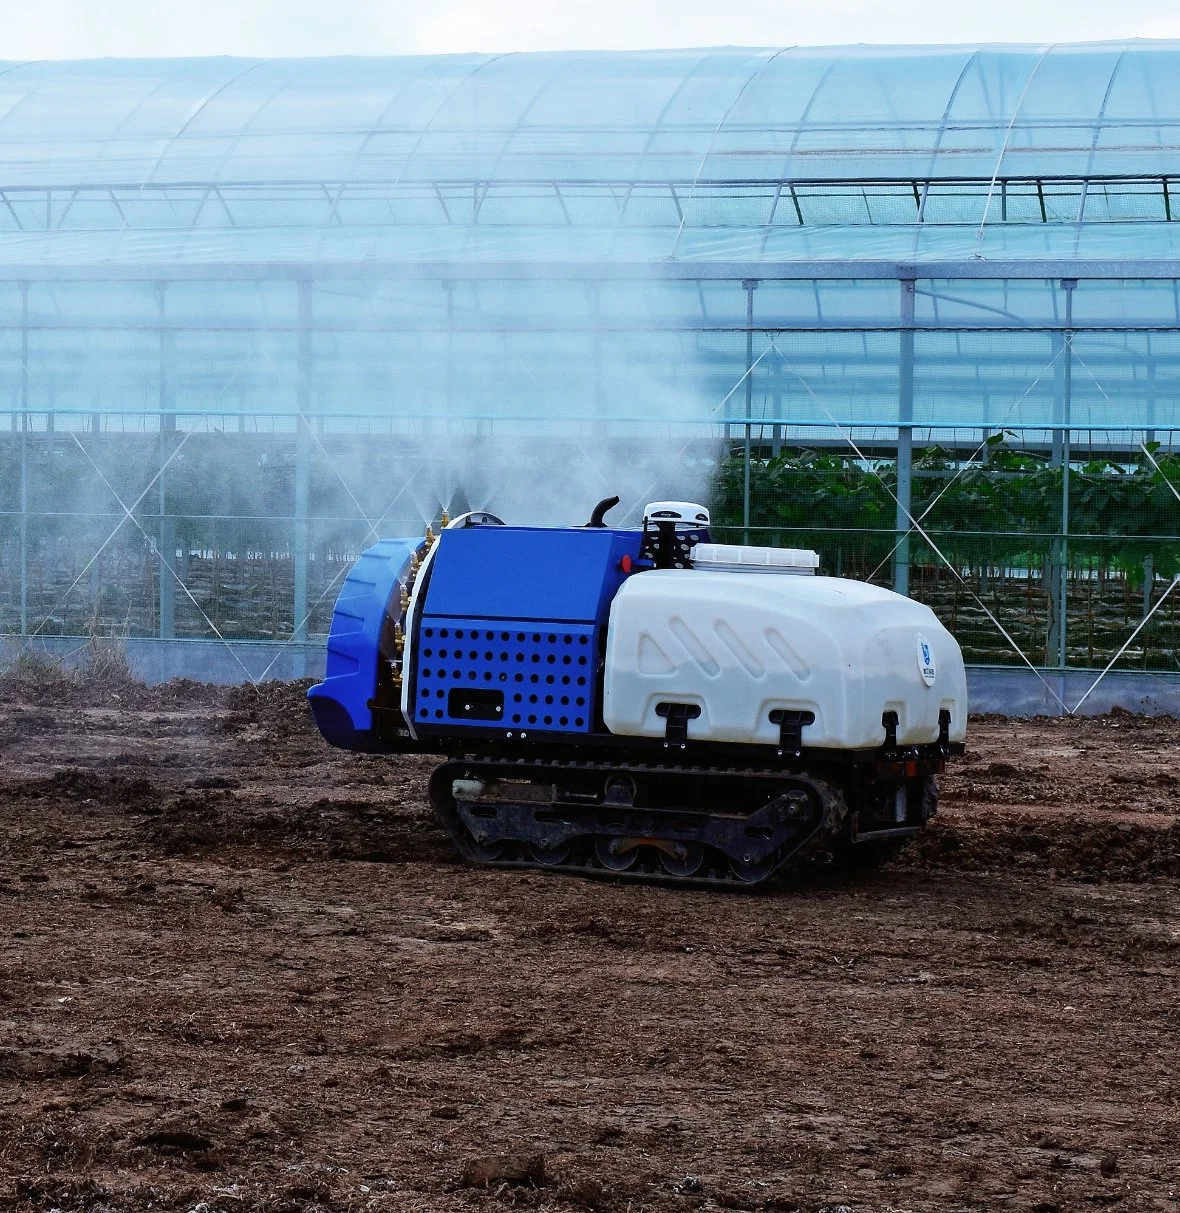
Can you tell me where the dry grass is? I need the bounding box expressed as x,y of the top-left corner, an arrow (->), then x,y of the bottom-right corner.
0,646 -> 72,686
1,625 -> 139,690
83,629 -> 136,685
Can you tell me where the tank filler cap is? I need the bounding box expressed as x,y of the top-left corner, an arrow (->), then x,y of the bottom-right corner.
692,542 -> 819,575
643,501 -> 710,526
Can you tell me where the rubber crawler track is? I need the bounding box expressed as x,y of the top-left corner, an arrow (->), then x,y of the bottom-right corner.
428,755 -> 851,888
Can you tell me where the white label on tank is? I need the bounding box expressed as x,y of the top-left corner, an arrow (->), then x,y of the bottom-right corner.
917,636 -> 936,687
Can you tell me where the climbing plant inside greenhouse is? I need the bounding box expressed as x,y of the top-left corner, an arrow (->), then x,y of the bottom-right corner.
713,435 -> 1180,671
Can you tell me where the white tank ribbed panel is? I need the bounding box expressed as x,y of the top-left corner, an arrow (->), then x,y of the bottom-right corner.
692,543 -> 819,574
602,570 -> 967,750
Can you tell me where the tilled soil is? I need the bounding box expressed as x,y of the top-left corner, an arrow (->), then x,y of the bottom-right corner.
0,677 -> 1178,1213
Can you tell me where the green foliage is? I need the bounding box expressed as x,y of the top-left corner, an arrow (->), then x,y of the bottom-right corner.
713,433 -> 1180,580
714,445 -> 898,573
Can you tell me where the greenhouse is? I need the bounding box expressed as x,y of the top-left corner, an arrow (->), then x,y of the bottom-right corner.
2,41 -> 1180,693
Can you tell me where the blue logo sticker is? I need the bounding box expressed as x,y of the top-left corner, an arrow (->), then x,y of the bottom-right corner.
917,636 -> 936,687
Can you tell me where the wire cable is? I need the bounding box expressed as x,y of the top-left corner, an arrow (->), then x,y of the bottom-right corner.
67,433 -> 263,690
767,339 -> 1072,714
1071,575 -> 1180,714
17,425 -> 197,650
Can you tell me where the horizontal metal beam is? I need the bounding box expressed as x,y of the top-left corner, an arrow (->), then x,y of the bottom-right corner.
2,259 -> 1180,282
3,319 -> 1180,334
0,410 -> 1175,433
2,171 -> 1179,193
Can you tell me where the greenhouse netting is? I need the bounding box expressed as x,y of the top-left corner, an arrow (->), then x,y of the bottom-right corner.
1,43 -> 1180,683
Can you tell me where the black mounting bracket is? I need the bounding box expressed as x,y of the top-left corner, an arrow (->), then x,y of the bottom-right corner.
882,710 -> 899,749
770,709 -> 815,755
656,701 -> 702,746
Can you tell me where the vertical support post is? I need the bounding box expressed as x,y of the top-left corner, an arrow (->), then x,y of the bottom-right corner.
591,284 -> 607,438
442,279 -> 458,509
742,279 -> 757,543
771,339 -> 783,457
444,278 -> 455,427
1144,347 -> 1157,632
1047,330 -> 1064,663
294,279 -> 312,646
893,279 -> 916,597
157,282 -> 176,640
19,281 -> 28,634
1145,349 -> 1156,449
1055,279 -> 1075,670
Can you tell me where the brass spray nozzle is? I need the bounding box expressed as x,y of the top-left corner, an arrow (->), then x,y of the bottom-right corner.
393,624 -> 404,653
440,511 -> 451,528
424,524 -> 435,545
399,586 -> 410,611
409,551 -> 421,573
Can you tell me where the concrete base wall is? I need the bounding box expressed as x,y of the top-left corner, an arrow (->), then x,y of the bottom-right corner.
2,635 -> 1178,718
0,635 -> 326,686
965,665 -> 1180,717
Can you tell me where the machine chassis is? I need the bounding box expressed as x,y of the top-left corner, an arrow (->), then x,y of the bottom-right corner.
372,703 -> 960,887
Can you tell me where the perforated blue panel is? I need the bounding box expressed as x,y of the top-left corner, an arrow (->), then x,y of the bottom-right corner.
413,617 -> 596,733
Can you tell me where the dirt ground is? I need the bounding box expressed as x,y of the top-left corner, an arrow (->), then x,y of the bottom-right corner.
1,676 -> 1178,1213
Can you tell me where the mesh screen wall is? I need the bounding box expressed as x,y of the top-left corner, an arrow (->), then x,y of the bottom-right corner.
1,45 -> 1180,676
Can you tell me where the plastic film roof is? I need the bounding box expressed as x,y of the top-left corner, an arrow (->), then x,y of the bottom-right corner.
4,42 -> 1180,263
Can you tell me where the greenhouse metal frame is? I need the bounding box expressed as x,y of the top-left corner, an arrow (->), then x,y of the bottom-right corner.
2,44 -> 1180,690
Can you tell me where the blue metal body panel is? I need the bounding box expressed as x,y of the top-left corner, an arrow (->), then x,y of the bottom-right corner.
423,527 -> 640,624
309,525 -> 645,750
306,537 -> 418,751
415,526 -> 641,736
413,617 -> 596,733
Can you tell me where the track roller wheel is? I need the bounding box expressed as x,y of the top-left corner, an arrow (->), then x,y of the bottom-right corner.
528,841 -> 572,867
659,841 -> 706,878
465,835 -> 510,862
730,853 -> 776,884
595,836 -> 640,872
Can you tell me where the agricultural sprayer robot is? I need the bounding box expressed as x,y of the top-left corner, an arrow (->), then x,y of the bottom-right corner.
308,499 -> 967,886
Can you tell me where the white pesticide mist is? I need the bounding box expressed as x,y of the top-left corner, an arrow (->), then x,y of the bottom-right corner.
414,415 -> 725,533
333,281 -> 731,535
429,432 -> 722,530
1,276 -> 737,646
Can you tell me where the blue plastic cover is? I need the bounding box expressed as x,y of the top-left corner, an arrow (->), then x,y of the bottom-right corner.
307,537 -> 417,751
423,526 -> 640,625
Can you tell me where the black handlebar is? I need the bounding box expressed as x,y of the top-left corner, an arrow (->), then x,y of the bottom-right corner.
586,495 -> 620,528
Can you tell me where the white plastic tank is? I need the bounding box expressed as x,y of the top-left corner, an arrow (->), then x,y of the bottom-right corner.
602,568 -> 967,751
